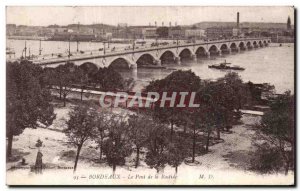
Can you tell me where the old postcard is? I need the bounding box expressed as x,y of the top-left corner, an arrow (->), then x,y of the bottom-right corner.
6,6 -> 295,186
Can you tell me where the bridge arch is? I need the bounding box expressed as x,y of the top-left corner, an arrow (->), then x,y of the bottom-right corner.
79,62 -> 98,72
220,44 -> 229,54
229,42 -> 239,52
108,56 -> 134,69
179,48 -> 193,60
253,41 -> 258,48
136,53 -> 156,67
258,40 -> 263,47
238,42 -> 246,50
246,41 -> 252,49
208,45 -> 219,56
159,50 -> 176,65
78,62 -> 99,82
195,46 -> 207,58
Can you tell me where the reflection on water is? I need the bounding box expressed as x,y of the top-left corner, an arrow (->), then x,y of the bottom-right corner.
117,45 -> 294,94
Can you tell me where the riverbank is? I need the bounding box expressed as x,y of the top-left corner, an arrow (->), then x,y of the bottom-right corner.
7,36 -> 48,41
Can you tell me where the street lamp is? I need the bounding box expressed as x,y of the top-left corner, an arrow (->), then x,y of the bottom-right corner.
103,42 -> 106,55
133,40 -> 135,51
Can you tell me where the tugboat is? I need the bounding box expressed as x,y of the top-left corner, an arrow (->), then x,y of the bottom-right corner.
208,60 -> 245,71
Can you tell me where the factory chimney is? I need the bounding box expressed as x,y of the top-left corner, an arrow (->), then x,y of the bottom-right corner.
237,12 -> 240,29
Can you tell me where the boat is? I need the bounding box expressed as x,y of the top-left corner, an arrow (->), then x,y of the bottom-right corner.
6,47 -> 15,55
208,60 -> 245,71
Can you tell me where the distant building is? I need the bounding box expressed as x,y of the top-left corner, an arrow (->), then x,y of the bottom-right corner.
128,26 -> 156,39
6,24 -> 16,36
143,28 -> 158,39
68,26 -> 94,34
206,27 -> 233,39
118,23 -> 128,28
185,29 -> 205,39
232,28 -> 240,37
48,27 -> 68,33
240,27 -> 251,36
168,26 -> 185,39
287,16 -> 291,30
14,26 -> 42,37
50,32 -> 96,41
112,27 -> 132,39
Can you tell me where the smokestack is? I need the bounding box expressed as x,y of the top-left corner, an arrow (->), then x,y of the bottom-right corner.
237,12 -> 240,29
162,22 -> 164,26
155,21 -> 157,27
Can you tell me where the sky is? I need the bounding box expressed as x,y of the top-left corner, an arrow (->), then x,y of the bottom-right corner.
6,6 -> 294,26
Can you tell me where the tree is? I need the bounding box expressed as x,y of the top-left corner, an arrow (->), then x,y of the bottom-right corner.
93,109 -> 109,161
254,91 -> 294,175
74,67 -> 88,101
48,62 -> 77,107
103,113 -> 132,173
93,67 -> 125,91
6,61 -> 56,158
78,62 -> 98,84
59,63 -> 78,107
145,70 -> 202,141
167,135 -> 189,174
145,122 -> 169,173
199,104 -> 217,152
64,104 -> 97,172
187,106 -> 215,162
217,72 -> 247,112
200,79 -> 239,138
128,114 -> 151,168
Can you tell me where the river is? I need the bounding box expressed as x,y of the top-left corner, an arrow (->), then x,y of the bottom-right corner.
120,44 -> 294,94
7,39 -> 294,94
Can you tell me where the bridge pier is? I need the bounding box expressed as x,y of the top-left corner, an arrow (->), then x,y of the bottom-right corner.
191,54 -> 197,61
206,51 -> 210,58
153,59 -> 161,66
174,56 -> 181,65
218,51 -> 222,56
236,47 -> 240,52
130,63 -> 138,69
131,67 -> 138,80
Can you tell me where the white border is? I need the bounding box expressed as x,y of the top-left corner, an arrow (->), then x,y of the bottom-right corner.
0,0 -> 298,190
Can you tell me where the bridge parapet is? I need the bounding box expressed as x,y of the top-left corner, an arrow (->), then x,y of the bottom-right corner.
26,37 -> 271,68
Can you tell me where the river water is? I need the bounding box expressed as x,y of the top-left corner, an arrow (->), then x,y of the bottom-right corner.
7,39 -> 294,94
119,44 -> 294,94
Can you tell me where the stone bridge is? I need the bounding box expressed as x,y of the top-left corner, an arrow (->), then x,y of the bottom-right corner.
33,38 -> 271,69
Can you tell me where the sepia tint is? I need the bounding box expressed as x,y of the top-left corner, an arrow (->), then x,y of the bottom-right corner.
6,6 -> 295,186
